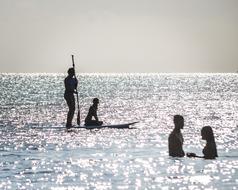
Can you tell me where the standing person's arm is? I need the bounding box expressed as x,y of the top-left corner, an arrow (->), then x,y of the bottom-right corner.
74,78 -> 78,93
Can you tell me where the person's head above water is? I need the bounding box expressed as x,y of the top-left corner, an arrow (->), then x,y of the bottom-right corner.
201,126 -> 215,142
173,115 -> 184,130
67,68 -> 75,77
93,98 -> 99,105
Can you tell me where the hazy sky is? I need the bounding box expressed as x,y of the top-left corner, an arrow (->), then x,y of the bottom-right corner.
0,0 -> 238,73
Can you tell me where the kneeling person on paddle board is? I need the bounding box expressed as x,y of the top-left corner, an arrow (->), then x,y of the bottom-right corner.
85,98 -> 103,126
64,68 -> 78,129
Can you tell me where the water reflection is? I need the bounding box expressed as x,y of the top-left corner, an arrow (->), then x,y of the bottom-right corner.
0,74 -> 238,189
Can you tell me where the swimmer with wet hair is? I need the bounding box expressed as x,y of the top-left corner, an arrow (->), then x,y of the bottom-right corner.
168,115 -> 185,157
187,126 -> 218,159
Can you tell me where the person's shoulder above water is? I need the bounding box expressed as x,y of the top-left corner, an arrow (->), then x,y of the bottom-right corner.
169,133 -> 185,157
202,126 -> 218,159
187,126 -> 218,159
203,142 -> 218,159
168,115 -> 185,157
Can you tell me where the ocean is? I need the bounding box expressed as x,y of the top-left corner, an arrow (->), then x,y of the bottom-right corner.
0,73 -> 237,189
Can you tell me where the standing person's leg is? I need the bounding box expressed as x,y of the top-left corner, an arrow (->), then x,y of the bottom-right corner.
65,94 -> 75,128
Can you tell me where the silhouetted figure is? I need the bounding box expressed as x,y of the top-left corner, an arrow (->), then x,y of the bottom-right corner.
168,115 -> 185,157
64,68 -> 78,129
85,98 -> 103,126
187,126 -> 218,159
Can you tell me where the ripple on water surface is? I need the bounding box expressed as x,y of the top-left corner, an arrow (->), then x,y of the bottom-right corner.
0,73 -> 238,189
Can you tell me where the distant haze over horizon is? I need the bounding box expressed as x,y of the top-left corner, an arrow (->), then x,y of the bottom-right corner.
0,0 -> 238,73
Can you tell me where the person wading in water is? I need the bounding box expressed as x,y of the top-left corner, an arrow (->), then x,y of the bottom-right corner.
85,98 -> 103,126
64,68 -> 78,129
168,115 -> 185,157
186,126 -> 218,159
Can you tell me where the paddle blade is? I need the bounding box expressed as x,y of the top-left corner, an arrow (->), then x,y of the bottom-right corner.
77,111 -> 80,125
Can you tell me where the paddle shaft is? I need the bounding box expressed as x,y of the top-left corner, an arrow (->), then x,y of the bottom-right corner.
71,55 -> 80,125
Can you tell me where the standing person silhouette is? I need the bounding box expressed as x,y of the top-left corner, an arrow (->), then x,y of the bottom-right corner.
168,115 -> 185,157
64,68 -> 78,129
187,126 -> 218,159
85,98 -> 103,126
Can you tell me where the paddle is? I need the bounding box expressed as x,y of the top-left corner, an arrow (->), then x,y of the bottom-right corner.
71,55 -> 80,125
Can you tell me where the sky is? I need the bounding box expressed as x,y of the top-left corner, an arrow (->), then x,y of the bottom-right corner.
0,0 -> 238,73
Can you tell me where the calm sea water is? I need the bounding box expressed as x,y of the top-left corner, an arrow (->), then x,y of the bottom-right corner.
0,73 -> 237,190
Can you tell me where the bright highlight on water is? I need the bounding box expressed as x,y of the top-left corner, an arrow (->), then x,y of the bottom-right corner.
0,73 -> 237,189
